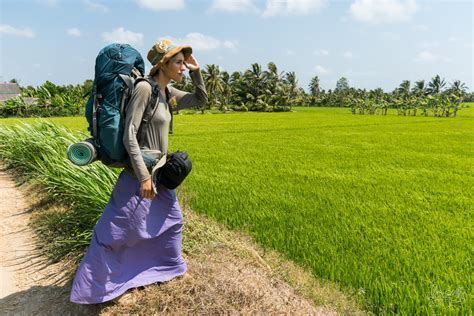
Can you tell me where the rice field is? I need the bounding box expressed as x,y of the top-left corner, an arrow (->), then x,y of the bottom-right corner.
1,105 -> 472,313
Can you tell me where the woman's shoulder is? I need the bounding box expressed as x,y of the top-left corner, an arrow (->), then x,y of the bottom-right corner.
135,80 -> 153,93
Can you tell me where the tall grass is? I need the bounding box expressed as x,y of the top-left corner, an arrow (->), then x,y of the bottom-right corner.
0,121 -> 119,259
0,106 -> 472,313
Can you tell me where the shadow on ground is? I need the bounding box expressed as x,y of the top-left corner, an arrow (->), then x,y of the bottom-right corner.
0,283 -> 101,316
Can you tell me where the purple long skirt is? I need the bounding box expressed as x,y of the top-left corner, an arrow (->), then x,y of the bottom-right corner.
70,170 -> 186,304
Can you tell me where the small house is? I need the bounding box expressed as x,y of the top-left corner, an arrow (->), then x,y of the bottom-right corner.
0,82 -> 21,102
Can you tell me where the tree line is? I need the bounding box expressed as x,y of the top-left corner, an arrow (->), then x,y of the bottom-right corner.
0,79 -> 92,117
309,75 -> 470,117
1,62 -> 471,118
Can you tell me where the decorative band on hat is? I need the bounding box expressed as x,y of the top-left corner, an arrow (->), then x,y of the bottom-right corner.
150,43 -> 176,65
150,54 -> 162,65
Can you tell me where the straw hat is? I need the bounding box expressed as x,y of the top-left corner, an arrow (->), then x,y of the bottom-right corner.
147,39 -> 192,76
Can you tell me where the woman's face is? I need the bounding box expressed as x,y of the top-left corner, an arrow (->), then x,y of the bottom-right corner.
162,52 -> 187,82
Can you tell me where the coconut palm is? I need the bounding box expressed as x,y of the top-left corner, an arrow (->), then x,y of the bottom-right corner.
220,71 -> 232,110
412,80 -> 426,96
284,71 -> 298,110
397,80 -> 411,96
265,62 -> 281,81
242,63 -> 268,110
202,64 -> 224,109
309,76 -> 321,96
427,75 -> 446,94
449,80 -> 468,97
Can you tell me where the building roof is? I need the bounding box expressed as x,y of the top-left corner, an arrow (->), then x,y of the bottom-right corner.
0,82 -> 21,102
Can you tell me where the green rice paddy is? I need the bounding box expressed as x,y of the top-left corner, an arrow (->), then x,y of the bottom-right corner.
1,106 -> 472,313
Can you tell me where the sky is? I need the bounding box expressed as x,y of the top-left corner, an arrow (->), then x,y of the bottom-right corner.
0,0 -> 473,92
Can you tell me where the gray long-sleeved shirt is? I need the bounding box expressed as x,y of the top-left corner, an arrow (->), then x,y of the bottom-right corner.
123,70 -> 207,182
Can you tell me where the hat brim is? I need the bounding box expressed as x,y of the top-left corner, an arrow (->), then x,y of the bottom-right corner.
149,46 -> 193,76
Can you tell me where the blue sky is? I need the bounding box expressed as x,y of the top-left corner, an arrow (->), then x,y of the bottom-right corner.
1,0 -> 473,92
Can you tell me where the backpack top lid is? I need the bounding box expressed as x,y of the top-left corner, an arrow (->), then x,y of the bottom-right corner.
94,43 -> 145,86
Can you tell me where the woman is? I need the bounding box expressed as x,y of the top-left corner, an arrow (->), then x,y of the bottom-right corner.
70,39 -> 207,304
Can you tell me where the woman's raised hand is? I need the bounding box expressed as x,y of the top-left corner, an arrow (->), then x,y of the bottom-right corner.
184,54 -> 200,71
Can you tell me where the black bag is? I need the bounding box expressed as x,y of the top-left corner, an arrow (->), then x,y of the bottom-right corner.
152,151 -> 192,190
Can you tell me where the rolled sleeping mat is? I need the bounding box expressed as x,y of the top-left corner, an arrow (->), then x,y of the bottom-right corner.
67,140 -> 97,166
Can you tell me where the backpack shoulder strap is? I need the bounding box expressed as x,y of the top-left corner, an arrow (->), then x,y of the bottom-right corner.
134,76 -> 160,143
135,77 -> 174,136
165,86 -> 174,134
119,74 -> 134,117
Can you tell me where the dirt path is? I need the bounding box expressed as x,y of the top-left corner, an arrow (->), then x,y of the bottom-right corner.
0,170 -> 98,315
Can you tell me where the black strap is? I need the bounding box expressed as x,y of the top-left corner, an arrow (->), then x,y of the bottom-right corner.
92,84 -> 102,143
135,77 -> 159,143
135,76 -> 174,138
165,87 -> 174,134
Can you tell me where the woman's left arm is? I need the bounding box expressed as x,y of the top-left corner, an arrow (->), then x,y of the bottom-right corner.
169,55 -> 208,110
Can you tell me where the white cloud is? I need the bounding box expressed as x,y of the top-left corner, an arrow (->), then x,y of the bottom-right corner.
263,0 -> 326,17
414,51 -> 453,64
67,28 -> 81,37
166,33 -> 237,52
415,50 -> 438,62
314,49 -> 329,56
286,49 -> 296,55
413,24 -> 428,32
102,27 -> 144,47
223,40 -> 238,49
136,0 -> 185,11
419,41 -> 439,49
315,65 -> 330,75
0,24 -> 35,38
350,0 -> 418,24
343,51 -> 353,59
84,0 -> 109,13
209,0 -> 258,13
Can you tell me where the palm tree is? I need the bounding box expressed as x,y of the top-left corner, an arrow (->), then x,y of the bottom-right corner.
334,77 -> 349,95
247,63 -> 266,90
284,71 -> 298,110
309,76 -> 321,96
449,80 -> 468,97
412,80 -> 426,96
202,64 -> 224,109
242,63 -> 268,110
220,71 -> 232,110
265,62 -> 280,81
397,80 -> 411,96
427,75 -> 446,94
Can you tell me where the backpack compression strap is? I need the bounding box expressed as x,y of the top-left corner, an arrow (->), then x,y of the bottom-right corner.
91,84 -> 102,142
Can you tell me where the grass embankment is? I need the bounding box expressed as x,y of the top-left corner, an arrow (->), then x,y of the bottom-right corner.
1,105 -> 472,313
